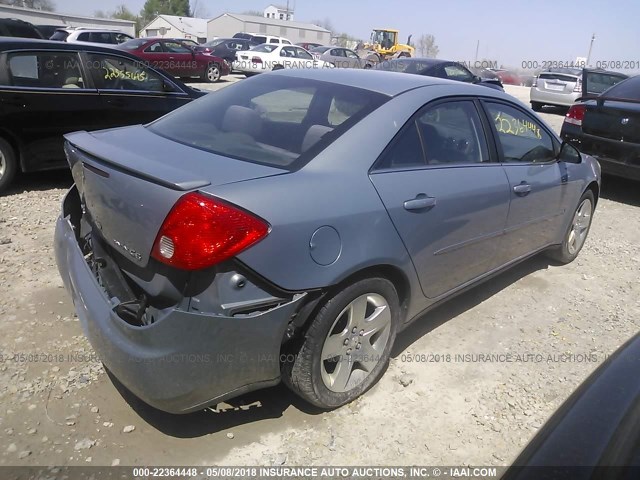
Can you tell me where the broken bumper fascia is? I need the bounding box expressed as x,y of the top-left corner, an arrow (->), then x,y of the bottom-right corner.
54,187 -> 306,414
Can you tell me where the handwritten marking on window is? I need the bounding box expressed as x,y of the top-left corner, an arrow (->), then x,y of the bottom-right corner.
494,112 -> 541,139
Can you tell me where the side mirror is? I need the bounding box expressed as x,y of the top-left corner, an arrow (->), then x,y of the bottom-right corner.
473,75 -> 482,83
557,141 -> 582,164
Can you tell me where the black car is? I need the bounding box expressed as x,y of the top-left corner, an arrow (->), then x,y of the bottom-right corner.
375,58 -> 504,91
0,18 -> 44,39
503,332 -> 640,479
561,75 -> 640,181
193,37 -> 257,64
0,38 -> 205,192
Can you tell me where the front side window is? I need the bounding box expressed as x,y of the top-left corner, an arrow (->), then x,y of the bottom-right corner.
114,33 -> 133,44
86,54 -> 166,92
444,64 -> 474,82
163,41 -> 190,53
144,42 -> 163,53
148,75 -> 389,169
295,48 -> 313,59
345,50 -> 359,59
486,102 -> 555,163
7,52 -> 84,89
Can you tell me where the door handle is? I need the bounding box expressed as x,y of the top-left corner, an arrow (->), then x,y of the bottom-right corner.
513,183 -> 532,196
404,194 -> 437,211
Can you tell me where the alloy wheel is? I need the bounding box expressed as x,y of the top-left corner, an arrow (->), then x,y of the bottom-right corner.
567,198 -> 593,255
320,293 -> 392,393
207,65 -> 220,82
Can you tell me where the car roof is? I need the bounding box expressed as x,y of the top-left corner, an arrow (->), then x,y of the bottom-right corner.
387,57 -> 449,66
272,68 -> 475,96
0,37 -> 141,55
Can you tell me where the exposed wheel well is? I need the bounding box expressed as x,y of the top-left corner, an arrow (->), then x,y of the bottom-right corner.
586,181 -> 600,206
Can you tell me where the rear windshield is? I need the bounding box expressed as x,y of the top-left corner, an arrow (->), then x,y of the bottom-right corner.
538,73 -> 578,82
118,39 -> 149,50
50,30 -> 69,41
206,38 -> 226,47
601,76 -> 640,101
148,75 -> 389,170
584,72 -> 628,95
310,46 -> 331,53
252,43 -> 276,53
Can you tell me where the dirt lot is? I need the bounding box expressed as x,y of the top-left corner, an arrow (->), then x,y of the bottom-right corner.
0,81 -> 638,468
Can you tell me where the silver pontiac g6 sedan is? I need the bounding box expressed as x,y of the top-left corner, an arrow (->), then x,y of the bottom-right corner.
55,69 -> 600,413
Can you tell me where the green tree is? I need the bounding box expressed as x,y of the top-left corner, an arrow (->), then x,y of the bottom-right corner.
140,0 -> 191,27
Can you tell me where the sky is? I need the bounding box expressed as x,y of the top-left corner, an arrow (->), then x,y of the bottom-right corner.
52,0 -> 640,71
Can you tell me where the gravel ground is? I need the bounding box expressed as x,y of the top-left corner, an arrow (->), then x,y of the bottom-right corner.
0,80 -> 638,468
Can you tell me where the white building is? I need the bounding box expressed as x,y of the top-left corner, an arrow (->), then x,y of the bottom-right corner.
0,3 -> 136,36
264,4 -> 294,21
208,13 -> 330,45
140,15 -> 208,43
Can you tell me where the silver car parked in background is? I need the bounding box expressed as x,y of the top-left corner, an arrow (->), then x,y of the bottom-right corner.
310,46 -> 373,69
530,67 -> 627,111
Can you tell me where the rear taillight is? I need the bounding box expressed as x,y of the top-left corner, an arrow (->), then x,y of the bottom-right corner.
565,104 -> 586,127
251,56 -> 263,64
151,192 -> 269,271
573,78 -> 582,93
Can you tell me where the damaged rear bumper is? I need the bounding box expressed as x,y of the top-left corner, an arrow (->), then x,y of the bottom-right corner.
54,186 -> 306,414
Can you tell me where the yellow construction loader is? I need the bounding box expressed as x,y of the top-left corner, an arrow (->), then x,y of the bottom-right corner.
356,29 -> 414,66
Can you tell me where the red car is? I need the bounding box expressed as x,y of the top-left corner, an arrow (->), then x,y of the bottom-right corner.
117,38 -> 230,82
491,69 -> 522,86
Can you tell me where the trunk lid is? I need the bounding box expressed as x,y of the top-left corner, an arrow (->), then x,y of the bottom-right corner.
582,100 -> 640,144
536,72 -> 579,94
65,126 -> 286,268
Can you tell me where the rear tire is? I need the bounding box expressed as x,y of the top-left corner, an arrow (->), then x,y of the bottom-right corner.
0,138 -> 18,193
547,190 -> 595,264
284,277 -> 399,409
203,63 -> 221,83
531,102 -> 543,112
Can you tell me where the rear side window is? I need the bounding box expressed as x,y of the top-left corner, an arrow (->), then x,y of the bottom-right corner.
486,102 -> 555,163
600,75 -> 640,101
377,123 -> 426,169
89,32 -> 114,44
584,72 -> 626,94
148,75 -> 389,169
76,32 -> 90,41
418,101 -> 489,164
6,52 -> 84,89
538,73 -> 577,83
86,54 -> 166,92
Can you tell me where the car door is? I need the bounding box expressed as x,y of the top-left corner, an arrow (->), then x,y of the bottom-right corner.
0,49 -> 100,172
279,46 -> 298,69
369,99 -> 511,299
141,41 -> 166,71
482,101 -> 565,263
83,52 -> 191,128
329,48 -> 347,68
294,47 -> 315,69
344,49 -> 362,68
161,41 -> 196,77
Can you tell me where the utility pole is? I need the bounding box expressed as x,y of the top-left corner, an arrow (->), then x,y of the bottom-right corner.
586,33 -> 595,67
474,40 -> 479,63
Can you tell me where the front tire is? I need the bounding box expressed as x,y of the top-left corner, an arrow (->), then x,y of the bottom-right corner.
285,277 -> 399,409
203,63 -> 221,83
0,138 -> 18,193
547,190 -> 595,264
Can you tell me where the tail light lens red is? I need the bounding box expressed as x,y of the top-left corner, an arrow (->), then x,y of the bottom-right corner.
151,192 -> 269,271
573,78 -> 583,93
252,56 -> 263,63
565,104 -> 586,127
